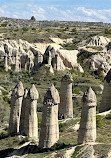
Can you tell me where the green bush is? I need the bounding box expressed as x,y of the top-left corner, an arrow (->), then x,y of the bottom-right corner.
2,91 -> 8,96
73,88 -> 80,95
71,145 -> 83,158
0,131 -> 8,139
105,29 -> 111,35
70,68 -> 76,74
96,115 -> 103,127
50,142 -> 66,151
22,27 -> 29,32
59,123 -> 65,132
32,27 -> 36,31
1,23 -> 7,27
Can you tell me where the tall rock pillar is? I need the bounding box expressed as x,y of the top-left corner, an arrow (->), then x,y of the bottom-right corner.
78,87 -> 97,144
20,88 -> 28,134
9,81 -> 24,135
39,84 -> 60,148
59,72 -> 73,119
4,53 -> 8,72
99,69 -> 111,112
24,84 -> 39,139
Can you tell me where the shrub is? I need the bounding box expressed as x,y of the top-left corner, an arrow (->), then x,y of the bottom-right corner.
96,115 -> 103,127
1,23 -> 7,27
59,123 -> 65,132
70,68 -> 76,74
71,145 -> 83,158
50,142 -> 66,151
0,131 -> 8,139
22,27 -> 29,32
73,88 -> 80,95
32,27 -> 36,31
56,86 -> 60,91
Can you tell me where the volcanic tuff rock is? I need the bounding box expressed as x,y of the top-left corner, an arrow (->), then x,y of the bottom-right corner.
39,84 -> 60,148
0,39 -> 84,72
59,72 -> 73,119
9,81 -> 24,135
78,87 -> 97,144
20,88 -> 28,134
24,84 -> 39,139
87,36 -> 110,47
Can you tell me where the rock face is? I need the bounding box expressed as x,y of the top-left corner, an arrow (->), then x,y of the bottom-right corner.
24,85 -> 39,139
59,72 -> 73,119
87,36 -> 110,47
99,69 -> 111,112
9,81 -> 24,135
78,87 -> 97,144
89,54 -> 111,76
43,45 -> 66,71
20,88 -> 28,134
0,40 -> 83,73
39,84 -> 60,148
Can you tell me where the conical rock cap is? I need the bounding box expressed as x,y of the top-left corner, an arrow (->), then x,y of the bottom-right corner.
44,84 -> 60,104
62,72 -> 73,82
27,84 -> 39,100
82,87 -> 97,106
12,81 -> 24,97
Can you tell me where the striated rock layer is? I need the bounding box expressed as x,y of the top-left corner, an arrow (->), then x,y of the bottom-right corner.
9,81 -> 24,135
59,72 -> 73,119
78,87 -> 97,144
39,84 -> 60,148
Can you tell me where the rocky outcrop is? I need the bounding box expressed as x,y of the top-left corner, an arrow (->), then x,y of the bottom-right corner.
30,16 -> 36,21
99,69 -> 111,112
39,84 -> 60,148
43,45 -> 66,71
0,39 -> 84,73
87,36 -> 110,47
9,81 -> 24,135
59,72 -> 73,119
89,54 -> 111,75
78,87 -> 97,144
24,85 -> 39,139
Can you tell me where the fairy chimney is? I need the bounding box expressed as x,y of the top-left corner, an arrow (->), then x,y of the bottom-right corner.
78,87 -> 97,144
20,88 -> 28,134
24,84 -> 39,139
99,69 -> 111,112
9,81 -> 24,135
4,53 -> 8,71
39,84 -> 60,148
59,72 -> 73,119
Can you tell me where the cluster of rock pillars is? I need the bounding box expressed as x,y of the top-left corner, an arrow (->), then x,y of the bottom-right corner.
8,69 -> 111,148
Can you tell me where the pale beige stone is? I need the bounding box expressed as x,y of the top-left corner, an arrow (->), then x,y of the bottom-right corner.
78,87 -> 97,144
59,72 -> 73,119
9,81 -> 24,135
24,84 -> 39,139
39,84 -> 60,148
